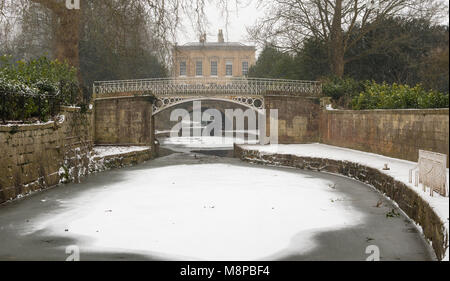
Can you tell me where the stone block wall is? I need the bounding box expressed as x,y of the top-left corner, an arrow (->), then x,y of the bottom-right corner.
0,107 -> 94,204
95,96 -> 153,146
234,145 -> 448,261
264,95 -> 321,144
320,109 -> 449,166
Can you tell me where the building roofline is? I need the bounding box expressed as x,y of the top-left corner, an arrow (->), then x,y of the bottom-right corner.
174,42 -> 256,51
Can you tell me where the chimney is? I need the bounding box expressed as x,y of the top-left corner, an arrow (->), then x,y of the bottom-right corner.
218,29 -> 224,43
199,33 -> 206,44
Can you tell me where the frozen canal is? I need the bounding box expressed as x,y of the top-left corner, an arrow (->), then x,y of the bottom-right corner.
0,138 -> 435,261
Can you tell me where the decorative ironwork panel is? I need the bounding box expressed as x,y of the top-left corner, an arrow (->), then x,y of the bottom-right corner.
152,96 -> 265,115
93,77 -> 322,97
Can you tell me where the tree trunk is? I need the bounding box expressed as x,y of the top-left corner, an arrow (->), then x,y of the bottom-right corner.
54,8 -> 83,102
54,10 -> 80,69
33,0 -> 83,101
329,0 -> 345,77
330,46 -> 345,77
31,1 -> 81,75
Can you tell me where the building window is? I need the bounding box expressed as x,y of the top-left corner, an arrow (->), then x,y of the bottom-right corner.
196,61 -> 203,76
226,61 -> 233,76
242,61 -> 249,76
210,61 -> 218,76
179,61 -> 186,76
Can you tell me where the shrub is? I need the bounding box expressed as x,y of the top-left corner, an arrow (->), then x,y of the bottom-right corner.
352,81 -> 449,110
322,76 -> 364,108
0,56 -> 80,123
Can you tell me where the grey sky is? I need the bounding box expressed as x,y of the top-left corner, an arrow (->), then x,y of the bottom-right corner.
177,1 -> 263,47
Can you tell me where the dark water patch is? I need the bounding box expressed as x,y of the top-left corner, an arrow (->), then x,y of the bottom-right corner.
157,147 -> 177,157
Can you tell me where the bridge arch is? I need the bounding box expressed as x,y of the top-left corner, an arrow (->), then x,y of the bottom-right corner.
153,98 -> 263,137
152,96 -> 264,116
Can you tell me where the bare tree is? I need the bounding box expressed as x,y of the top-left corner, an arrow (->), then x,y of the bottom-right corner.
248,0 -> 449,77
0,0 -> 82,70
0,0 -> 239,80
0,0 -> 29,56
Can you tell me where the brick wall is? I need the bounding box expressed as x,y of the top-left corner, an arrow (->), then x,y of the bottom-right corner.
0,107 -> 93,204
320,109 -> 449,166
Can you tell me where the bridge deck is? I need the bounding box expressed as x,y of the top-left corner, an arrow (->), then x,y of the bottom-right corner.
93,77 -> 322,97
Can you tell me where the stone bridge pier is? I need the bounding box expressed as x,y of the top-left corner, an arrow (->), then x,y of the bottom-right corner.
264,95 -> 321,143
94,96 -> 155,146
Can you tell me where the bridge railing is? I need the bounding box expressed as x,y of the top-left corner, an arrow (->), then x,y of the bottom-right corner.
93,77 -> 322,97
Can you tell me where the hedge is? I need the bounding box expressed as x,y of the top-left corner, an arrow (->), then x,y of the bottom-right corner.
352,81 -> 449,110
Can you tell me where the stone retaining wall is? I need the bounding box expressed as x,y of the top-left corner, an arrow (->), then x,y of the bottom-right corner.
320,108 -> 449,166
91,148 -> 153,172
234,145 -> 448,261
265,96 -> 321,143
0,107 -> 94,204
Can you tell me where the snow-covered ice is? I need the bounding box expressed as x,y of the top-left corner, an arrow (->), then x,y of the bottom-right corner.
6,139 -> 438,261
160,136 -> 258,153
24,162 -> 368,260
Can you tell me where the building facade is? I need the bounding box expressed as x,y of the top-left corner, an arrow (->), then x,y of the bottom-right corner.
172,30 -> 256,79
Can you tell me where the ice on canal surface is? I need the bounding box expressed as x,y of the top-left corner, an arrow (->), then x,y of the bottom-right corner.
8,137 -> 434,261
160,136 -> 259,152
24,161 -> 366,260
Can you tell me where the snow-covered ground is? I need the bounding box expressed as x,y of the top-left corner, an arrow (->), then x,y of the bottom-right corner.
0,120 -> 55,127
160,136 -> 258,153
93,146 -> 150,158
0,114 -> 66,127
240,143 -> 450,260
